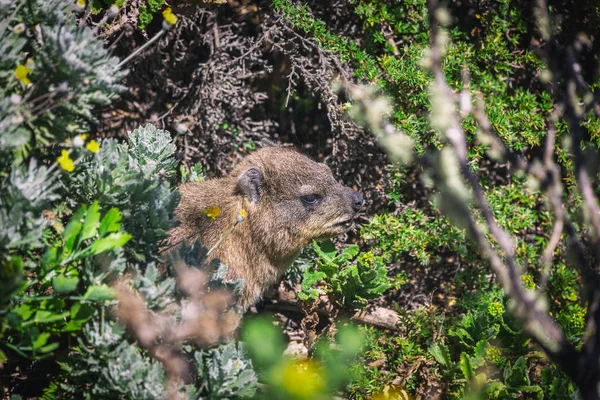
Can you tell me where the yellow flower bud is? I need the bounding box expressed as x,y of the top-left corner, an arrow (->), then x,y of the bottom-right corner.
86,139 -> 100,153
15,64 -> 31,85
162,7 -> 177,25
202,206 -> 221,220
56,149 -> 75,172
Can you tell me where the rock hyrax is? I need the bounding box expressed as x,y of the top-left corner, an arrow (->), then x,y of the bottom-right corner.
168,147 -> 364,310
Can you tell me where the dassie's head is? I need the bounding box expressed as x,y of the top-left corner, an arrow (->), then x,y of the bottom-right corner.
231,147 -> 363,256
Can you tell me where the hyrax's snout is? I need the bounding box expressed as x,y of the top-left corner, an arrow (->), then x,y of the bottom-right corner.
341,186 -> 363,213
350,190 -> 364,212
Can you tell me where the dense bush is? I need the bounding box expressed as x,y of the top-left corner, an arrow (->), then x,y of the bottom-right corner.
0,1 -> 362,398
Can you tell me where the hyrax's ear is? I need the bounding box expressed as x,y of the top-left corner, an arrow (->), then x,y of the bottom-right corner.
238,167 -> 263,203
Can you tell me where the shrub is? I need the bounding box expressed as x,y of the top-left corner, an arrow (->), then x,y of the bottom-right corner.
1,2 -> 366,397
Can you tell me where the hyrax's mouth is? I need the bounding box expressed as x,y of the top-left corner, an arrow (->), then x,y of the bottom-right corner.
326,217 -> 355,232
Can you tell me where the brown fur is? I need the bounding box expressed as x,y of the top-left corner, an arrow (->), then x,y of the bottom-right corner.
167,147 -> 363,310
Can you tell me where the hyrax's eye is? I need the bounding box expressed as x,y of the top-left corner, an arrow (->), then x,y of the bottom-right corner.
301,194 -> 321,205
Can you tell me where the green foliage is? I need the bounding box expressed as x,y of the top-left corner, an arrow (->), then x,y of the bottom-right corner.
181,162 -> 205,184
276,0 -> 551,159
4,203 -> 128,359
0,4 -> 258,392
138,0 -> 166,29
298,240 -> 399,308
59,321 -> 167,399
276,1 -> 591,396
193,342 -> 258,399
348,179 -> 584,398
67,125 -> 181,264
0,0 -> 125,161
362,207 -> 471,267
59,237 -> 257,399
243,316 -> 364,399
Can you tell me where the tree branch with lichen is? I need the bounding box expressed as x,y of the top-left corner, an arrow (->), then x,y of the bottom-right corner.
343,0 -> 600,396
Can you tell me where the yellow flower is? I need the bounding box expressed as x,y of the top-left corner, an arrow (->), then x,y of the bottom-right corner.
521,273 -> 535,290
162,7 -> 177,25
76,0 -> 86,8
202,206 -> 221,220
86,139 -> 100,153
15,64 -> 31,85
56,150 -> 75,172
272,359 -> 324,399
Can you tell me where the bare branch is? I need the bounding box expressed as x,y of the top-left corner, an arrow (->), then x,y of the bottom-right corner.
425,0 -> 579,371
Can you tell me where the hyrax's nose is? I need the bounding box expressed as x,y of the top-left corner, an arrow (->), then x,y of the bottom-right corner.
351,191 -> 364,212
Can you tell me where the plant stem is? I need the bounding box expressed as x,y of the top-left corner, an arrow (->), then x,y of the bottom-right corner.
116,29 -> 165,69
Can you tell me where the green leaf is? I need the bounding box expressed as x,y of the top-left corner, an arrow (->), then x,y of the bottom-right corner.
52,275 -> 80,294
505,356 -> 530,387
64,206 -> 88,252
41,247 -> 60,269
242,317 -> 286,369
460,352 -> 474,381
83,285 -> 115,301
429,343 -> 451,368
80,201 -> 100,242
32,332 -> 51,349
38,342 -> 60,354
474,340 -> 487,359
70,303 -> 94,321
63,303 -> 94,332
519,384 -> 543,399
12,304 -> 33,321
88,232 -> 132,255
297,291 -> 311,300
338,245 -> 359,261
313,239 -> 337,263
30,310 -> 70,324
98,208 -> 122,237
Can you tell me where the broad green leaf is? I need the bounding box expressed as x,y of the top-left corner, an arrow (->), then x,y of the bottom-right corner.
460,352 -> 474,381
336,325 -> 364,357
242,317 -> 286,369
338,244 -> 359,261
52,275 -> 80,294
505,356 -> 529,387
32,332 -> 51,349
297,291 -> 314,300
30,310 -> 70,324
86,232 -> 132,256
70,303 -> 94,321
63,303 -> 94,332
98,207 -> 122,237
80,201 -> 100,241
519,385 -> 543,399
429,343 -> 451,368
40,247 -> 60,269
83,285 -> 115,301
38,342 -> 60,354
12,304 -> 33,321
64,206 -> 87,252
313,239 -> 337,263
